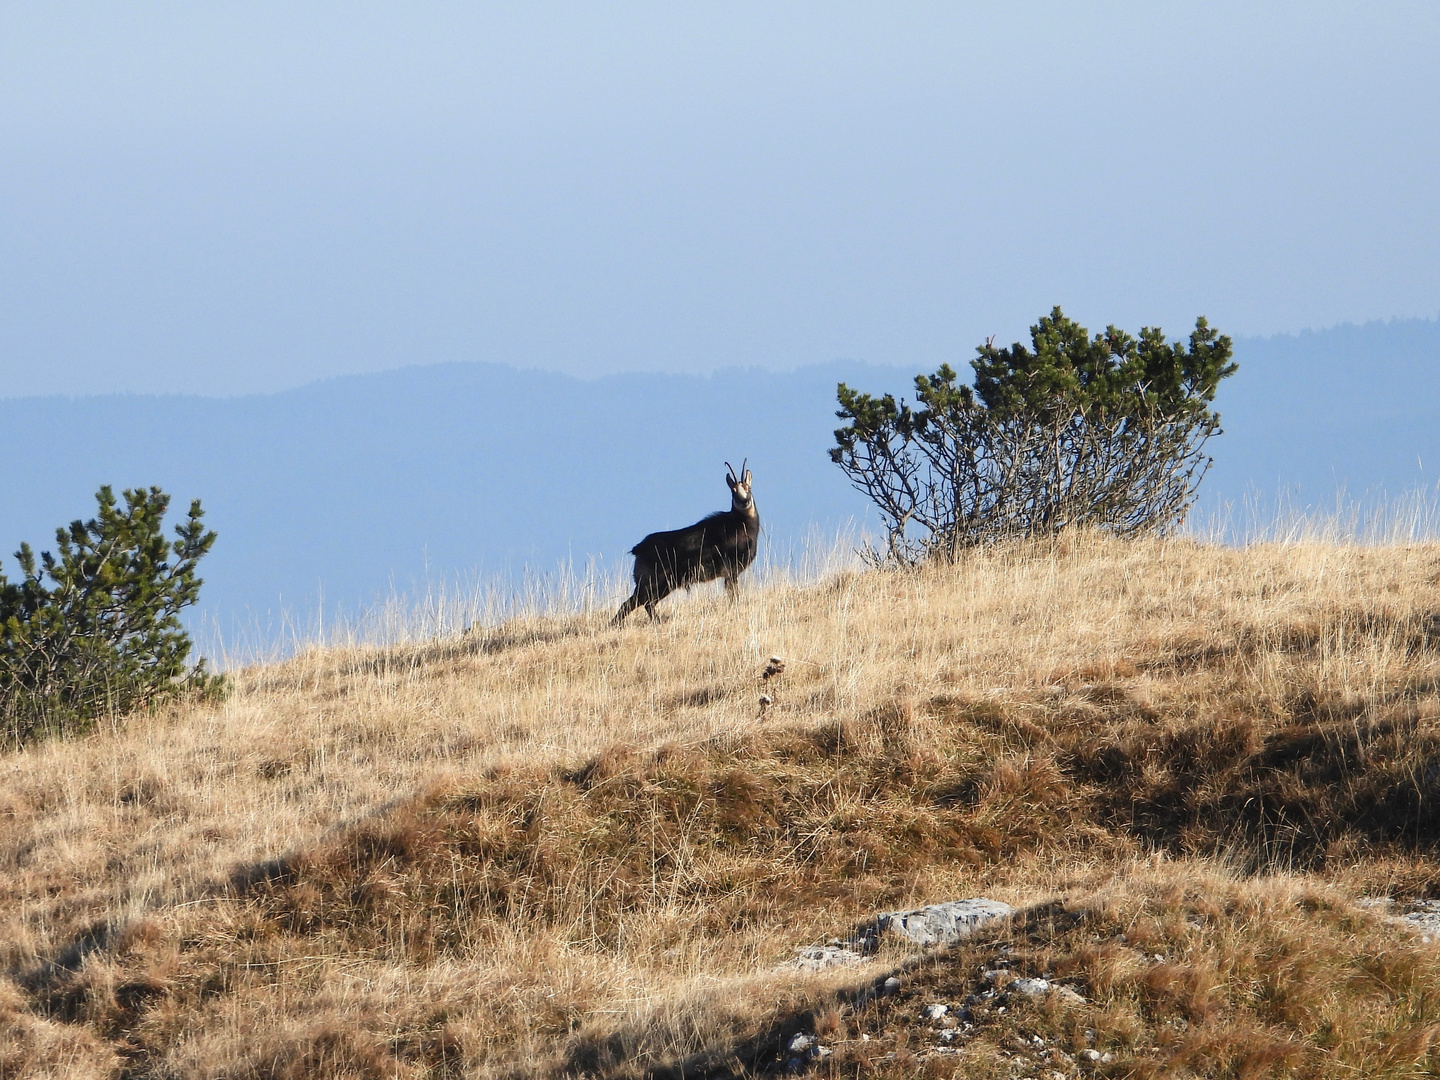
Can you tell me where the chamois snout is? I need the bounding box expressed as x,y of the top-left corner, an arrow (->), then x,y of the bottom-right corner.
613,461 -> 760,625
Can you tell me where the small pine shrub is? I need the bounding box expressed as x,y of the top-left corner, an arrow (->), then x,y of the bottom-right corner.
831,307 -> 1237,563
0,485 -> 222,745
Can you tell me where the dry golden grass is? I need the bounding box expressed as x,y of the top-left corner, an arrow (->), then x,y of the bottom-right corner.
6,532 -> 1440,1077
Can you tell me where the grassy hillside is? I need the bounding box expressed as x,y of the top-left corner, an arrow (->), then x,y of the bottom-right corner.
7,534 -> 1440,1078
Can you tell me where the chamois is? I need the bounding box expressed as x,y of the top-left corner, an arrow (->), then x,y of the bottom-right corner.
612,462 -> 759,625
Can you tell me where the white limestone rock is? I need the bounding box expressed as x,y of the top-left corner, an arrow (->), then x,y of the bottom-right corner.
1402,900 -> 1440,941
1009,977 -> 1052,996
785,944 -> 870,971
875,898 -> 1014,947
1053,985 -> 1088,1007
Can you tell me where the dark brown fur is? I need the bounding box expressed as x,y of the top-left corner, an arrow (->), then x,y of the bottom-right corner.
613,462 -> 759,625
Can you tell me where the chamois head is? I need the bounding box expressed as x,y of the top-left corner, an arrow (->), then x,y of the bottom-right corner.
725,460 -> 754,514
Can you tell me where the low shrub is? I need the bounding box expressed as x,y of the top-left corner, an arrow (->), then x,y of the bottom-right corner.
0,485 -> 221,745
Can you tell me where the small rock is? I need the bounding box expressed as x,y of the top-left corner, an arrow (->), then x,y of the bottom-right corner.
1402,901 -> 1440,941
788,1033 -> 815,1054
1009,977 -> 1052,996
1101,1052 -> 1115,1063
876,898 -> 1015,947
1079,1049 -> 1102,1062
882,976 -> 901,994
921,1003 -> 949,1021
860,1033 -> 870,1043
938,1029 -> 960,1044
785,945 -> 870,971
1053,985 -> 1087,1007
815,1046 -> 832,1059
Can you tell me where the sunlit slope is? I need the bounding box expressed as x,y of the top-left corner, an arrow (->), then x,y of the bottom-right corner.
6,535 -> 1440,1077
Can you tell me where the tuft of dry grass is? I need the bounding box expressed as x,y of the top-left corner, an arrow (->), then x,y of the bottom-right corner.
6,532 -> 1440,1076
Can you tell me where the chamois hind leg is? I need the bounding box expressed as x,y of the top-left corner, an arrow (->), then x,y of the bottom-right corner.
617,574 -> 671,625
612,591 -> 643,626
643,580 -> 672,621
724,574 -> 740,602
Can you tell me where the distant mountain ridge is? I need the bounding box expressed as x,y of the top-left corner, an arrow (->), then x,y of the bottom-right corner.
2,317 -> 1437,639
1203,318 -> 1440,508
0,360 -> 910,638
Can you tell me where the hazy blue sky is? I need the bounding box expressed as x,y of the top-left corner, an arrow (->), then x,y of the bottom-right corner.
3,3 -> 1438,397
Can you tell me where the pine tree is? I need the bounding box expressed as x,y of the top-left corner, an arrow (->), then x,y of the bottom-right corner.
0,486 -> 221,745
832,307 -> 1237,563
